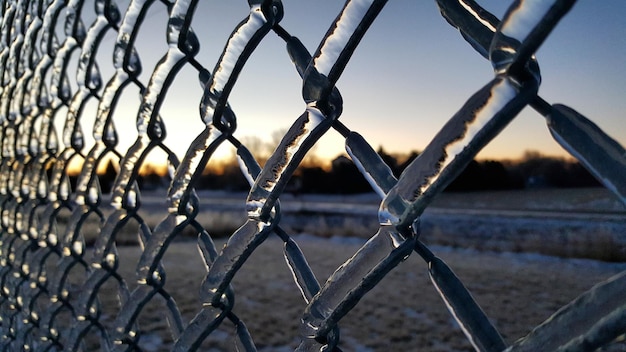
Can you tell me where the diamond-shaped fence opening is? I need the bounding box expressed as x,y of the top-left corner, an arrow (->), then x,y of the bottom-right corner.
0,0 -> 625,351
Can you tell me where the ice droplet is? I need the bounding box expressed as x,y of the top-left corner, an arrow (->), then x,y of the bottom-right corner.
59,178 -> 70,200
104,119 -> 118,146
105,253 -> 116,268
72,127 -> 84,150
125,188 -> 137,209
48,233 -> 58,246
87,184 -> 99,204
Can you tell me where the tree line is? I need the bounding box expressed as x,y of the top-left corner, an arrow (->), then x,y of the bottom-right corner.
91,148 -> 600,194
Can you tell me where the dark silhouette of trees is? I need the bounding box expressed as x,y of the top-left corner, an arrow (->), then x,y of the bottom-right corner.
446,160 -> 515,192
376,146 -> 401,177
446,160 -> 483,192
565,162 -> 600,188
98,159 -> 118,194
508,151 -> 600,189
397,151 -> 420,173
53,126 -> 603,195
131,147 -> 601,194
298,167 -> 329,194
328,156 -> 371,194
196,163 -> 249,191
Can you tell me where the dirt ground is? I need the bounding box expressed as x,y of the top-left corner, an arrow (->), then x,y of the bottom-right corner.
39,188 -> 625,350
97,235 -> 626,351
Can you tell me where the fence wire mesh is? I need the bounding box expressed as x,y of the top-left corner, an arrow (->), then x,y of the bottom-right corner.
0,0 -> 625,351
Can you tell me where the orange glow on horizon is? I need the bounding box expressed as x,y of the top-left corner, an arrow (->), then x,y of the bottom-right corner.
67,148 -> 575,176
64,146 -> 575,177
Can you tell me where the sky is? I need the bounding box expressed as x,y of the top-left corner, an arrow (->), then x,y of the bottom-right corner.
70,1 -> 626,167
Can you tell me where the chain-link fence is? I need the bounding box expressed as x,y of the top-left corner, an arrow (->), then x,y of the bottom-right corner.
0,0 -> 625,350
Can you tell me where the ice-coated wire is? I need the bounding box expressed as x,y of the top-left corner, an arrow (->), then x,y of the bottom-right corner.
0,0 -> 624,351
436,0 -> 626,206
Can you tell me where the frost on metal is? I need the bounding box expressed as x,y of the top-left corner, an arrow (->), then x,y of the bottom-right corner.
0,0 -> 624,351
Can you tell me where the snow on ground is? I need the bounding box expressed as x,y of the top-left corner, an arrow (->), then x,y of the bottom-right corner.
165,188 -> 626,262
84,189 -> 625,350
105,235 -> 626,351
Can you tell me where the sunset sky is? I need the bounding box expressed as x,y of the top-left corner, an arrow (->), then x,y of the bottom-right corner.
79,1 -> 625,166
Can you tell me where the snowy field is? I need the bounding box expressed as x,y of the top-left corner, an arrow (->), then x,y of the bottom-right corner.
131,187 -> 626,261
104,236 -> 626,351
67,187 -> 626,350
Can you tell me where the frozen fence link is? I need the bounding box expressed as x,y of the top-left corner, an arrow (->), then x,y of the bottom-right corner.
506,271 -> 626,352
0,0 -> 624,350
416,241 -> 506,352
542,103 -> 626,206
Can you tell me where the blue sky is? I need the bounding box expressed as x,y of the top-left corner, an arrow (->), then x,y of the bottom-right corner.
86,1 -> 625,165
